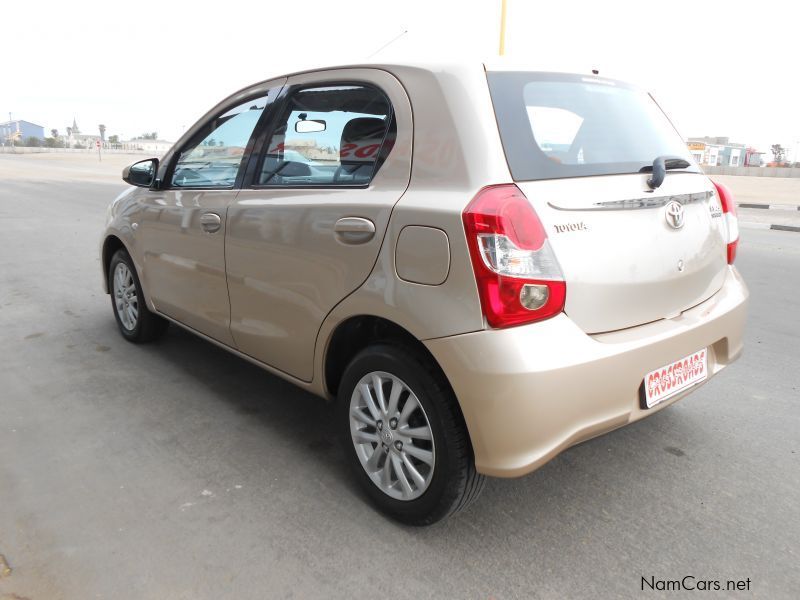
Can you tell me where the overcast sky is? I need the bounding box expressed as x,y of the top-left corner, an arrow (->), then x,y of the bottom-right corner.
4,0 -> 799,158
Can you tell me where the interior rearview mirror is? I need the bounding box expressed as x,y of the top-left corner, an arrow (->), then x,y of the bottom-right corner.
295,119 -> 326,134
123,158 -> 159,188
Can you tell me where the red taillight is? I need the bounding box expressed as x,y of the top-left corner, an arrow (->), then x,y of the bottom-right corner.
462,185 -> 566,328
712,181 -> 739,264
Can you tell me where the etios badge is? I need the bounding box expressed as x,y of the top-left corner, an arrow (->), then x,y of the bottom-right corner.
665,201 -> 685,229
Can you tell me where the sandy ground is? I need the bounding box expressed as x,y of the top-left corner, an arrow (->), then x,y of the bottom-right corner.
0,152 -> 139,184
713,174 -> 800,207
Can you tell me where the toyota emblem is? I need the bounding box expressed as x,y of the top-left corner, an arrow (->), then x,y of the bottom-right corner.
665,201 -> 685,229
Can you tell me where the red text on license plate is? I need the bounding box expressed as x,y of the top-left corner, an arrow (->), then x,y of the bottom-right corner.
643,349 -> 708,408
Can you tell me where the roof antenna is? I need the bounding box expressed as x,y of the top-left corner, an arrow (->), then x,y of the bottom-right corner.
367,29 -> 408,59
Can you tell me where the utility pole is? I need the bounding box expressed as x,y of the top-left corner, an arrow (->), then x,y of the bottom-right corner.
499,0 -> 508,56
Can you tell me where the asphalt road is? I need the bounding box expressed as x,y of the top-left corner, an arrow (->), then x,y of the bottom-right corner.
1,155 -> 798,599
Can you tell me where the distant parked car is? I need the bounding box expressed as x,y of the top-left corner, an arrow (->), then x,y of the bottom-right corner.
101,62 -> 748,525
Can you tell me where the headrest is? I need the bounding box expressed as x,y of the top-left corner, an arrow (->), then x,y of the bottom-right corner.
340,117 -> 387,162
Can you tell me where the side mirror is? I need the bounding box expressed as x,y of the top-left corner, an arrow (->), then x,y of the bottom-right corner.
123,158 -> 159,188
295,119 -> 326,134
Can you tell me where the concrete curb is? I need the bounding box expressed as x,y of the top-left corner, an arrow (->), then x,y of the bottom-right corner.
741,222 -> 800,233
738,203 -> 800,211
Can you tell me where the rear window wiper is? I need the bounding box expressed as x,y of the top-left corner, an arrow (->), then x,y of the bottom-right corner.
641,155 -> 691,190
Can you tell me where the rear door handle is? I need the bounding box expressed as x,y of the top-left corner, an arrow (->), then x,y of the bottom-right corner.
200,212 -> 222,233
334,217 -> 375,244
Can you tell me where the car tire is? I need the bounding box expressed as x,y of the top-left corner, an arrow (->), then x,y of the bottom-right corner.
338,343 -> 485,525
108,249 -> 168,343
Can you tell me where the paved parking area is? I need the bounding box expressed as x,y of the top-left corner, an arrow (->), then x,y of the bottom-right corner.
1,154 -> 798,599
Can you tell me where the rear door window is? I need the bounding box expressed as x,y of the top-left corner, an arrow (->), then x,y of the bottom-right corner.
255,84 -> 394,187
487,72 -> 699,181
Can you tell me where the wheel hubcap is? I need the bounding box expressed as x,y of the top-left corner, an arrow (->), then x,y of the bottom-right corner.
113,263 -> 138,331
349,371 -> 435,501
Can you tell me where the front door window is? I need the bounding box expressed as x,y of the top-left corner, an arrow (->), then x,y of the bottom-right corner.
171,96 -> 268,188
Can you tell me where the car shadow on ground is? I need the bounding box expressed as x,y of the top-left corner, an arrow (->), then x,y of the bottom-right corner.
124,316 -> 702,539
130,321 -> 358,487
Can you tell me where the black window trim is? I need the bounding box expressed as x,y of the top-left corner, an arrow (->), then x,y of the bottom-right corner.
161,87 -> 284,192
241,79 -> 395,191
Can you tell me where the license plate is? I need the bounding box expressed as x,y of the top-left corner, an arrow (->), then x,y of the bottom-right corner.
642,348 -> 708,409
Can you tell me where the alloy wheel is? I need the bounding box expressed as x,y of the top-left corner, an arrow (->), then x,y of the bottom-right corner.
349,371 -> 435,500
113,262 -> 139,331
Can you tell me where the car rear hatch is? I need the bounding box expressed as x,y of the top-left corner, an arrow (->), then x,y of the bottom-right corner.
487,70 -> 729,333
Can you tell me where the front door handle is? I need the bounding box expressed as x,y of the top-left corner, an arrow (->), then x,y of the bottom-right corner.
200,212 -> 222,233
334,217 -> 376,244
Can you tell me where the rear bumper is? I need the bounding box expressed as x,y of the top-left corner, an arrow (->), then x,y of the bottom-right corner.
424,266 -> 749,478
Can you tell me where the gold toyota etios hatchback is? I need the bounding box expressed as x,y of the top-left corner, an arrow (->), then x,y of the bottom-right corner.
101,62 -> 748,525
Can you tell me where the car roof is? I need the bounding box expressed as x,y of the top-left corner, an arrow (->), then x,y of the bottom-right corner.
252,59 -> 636,92
270,59 -> 600,77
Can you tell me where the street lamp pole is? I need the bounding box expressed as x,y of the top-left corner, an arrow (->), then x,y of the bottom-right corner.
499,0 -> 508,56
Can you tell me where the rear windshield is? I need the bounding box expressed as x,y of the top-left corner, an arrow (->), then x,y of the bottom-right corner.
487,72 -> 699,181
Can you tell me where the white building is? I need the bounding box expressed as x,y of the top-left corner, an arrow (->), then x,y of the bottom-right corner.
123,139 -> 174,154
66,118 -> 100,148
687,137 -> 760,167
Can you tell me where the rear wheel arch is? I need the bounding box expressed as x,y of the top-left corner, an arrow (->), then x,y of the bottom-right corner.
324,315 -> 451,400
334,328 -> 486,524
